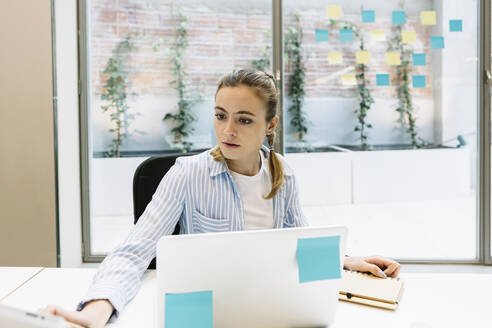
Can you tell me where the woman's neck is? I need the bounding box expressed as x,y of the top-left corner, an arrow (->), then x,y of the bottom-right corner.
226,153 -> 262,176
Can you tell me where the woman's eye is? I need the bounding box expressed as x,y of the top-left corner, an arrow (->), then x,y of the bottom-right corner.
239,118 -> 252,124
215,113 -> 225,120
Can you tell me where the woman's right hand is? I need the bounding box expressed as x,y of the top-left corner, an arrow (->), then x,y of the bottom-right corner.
39,299 -> 114,328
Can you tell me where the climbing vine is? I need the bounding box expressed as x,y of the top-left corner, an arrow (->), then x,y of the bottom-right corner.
100,33 -> 138,157
163,9 -> 202,153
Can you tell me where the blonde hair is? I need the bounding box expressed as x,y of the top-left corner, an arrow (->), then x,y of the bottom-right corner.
211,69 -> 284,199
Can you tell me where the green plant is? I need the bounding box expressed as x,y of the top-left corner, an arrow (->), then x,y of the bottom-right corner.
163,9 -> 202,153
100,33 -> 138,157
330,18 -> 374,150
252,45 -> 271,71
285,14 -> 309,143
388,1 -> 426,148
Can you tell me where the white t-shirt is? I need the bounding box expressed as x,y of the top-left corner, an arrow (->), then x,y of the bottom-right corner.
230,151 -> 274,230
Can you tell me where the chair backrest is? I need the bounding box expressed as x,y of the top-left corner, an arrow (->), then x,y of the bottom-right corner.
132,151 -> 199,269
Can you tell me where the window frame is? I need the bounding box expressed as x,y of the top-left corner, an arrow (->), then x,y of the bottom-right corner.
78,0 -> 492,264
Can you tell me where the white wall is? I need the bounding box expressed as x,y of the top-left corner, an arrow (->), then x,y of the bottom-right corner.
55,0 -> 82,267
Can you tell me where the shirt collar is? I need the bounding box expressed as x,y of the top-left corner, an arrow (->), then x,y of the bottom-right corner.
208,145 -> 293,177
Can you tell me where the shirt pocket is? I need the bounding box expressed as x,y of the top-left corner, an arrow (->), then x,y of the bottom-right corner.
192,210 -> 230,233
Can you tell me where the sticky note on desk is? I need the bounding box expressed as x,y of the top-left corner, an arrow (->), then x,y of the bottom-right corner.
421,11 -> 436,25
165,291 -> 213,328
386,52 -> 401,66
402,31 -> 416,44
327,5 -> 341,18
392,11 -> 406,25
296,236 -> 341,283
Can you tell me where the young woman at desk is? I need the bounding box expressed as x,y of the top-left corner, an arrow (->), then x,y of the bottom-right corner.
42,69 -> 401,328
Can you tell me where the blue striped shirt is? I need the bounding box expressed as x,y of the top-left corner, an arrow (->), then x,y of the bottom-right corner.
78,145 -> 308,321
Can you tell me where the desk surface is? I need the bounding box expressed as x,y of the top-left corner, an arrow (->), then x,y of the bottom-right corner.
1,268 -> 491,327
0,267 -> 43,301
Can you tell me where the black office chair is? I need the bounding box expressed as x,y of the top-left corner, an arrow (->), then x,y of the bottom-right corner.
132,151 -> 199,269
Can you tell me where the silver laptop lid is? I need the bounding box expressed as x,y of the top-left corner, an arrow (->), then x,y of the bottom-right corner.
156,225 -> 347,328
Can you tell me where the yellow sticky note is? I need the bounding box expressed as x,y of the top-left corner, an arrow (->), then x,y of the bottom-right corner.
327,5 -> 341,18
356,51 -> 370,64
386,52 -> 401,65
421,11 -> 436,25
328,52 -> 343,65
402,31 -> 416,44
370,30 -> 386,41
342,74 -> 357,86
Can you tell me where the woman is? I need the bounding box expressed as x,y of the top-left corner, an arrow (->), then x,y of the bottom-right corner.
42,69 -> 400,327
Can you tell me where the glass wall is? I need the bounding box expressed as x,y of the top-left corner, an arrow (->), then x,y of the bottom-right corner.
82,0 -> 481,262
282,0 -> 478,260
85,0 -> 272,256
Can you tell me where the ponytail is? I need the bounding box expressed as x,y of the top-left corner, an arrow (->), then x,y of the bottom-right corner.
263,132 -> 284,199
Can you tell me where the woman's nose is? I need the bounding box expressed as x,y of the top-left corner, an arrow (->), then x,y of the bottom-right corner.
224,119 -> 237,136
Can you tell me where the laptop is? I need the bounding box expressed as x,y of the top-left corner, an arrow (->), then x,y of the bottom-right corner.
0,304 -> 70,328
156,225 -> 347,328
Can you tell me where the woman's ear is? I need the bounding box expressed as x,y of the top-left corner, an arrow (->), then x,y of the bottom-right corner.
266,115 -> 279,134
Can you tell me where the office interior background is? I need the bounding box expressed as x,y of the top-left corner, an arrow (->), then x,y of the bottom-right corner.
2,0 -> 492,268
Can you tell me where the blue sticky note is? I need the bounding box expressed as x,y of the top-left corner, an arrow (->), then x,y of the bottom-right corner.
412,53 -> 426,66
296,236 -> 341,283
340,29 -> 354,42
431,36 -> 444,49
450,19 -> 463,32
376,74 -> 390,86
315,29 -> 329,42
362,10 -> 375,23
413,75 -> 426,88
392,11 -> 406,25
165,291 -> 213,328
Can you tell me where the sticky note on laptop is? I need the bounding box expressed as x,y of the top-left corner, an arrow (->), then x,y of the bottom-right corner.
296,236 -> 341,283
165,291 -> 213,328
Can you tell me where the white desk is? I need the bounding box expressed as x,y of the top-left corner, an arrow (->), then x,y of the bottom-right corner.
0,267 -> 43,301
1,268 -> 491,327
0,268 -> 155,328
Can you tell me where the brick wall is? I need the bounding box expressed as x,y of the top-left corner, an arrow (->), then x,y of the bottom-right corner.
90,1 -> 432,98
89,0 -> 435,151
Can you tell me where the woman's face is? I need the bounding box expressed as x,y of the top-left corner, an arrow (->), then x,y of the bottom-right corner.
214,85 -> 278,163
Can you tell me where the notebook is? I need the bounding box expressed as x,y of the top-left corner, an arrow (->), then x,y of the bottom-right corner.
338,269 -> 404,310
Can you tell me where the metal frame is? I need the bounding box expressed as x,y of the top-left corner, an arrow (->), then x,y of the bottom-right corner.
78,0 -> 492,264
50,0 -> 61,267
78,0 -> 104,262
273,0 -> 284,155
480,0 -> 492,264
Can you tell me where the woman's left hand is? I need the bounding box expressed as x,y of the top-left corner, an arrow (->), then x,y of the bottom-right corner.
343,255 -> 401,278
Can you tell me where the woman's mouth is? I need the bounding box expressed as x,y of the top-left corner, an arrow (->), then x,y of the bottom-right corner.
223,142 -> 240,149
